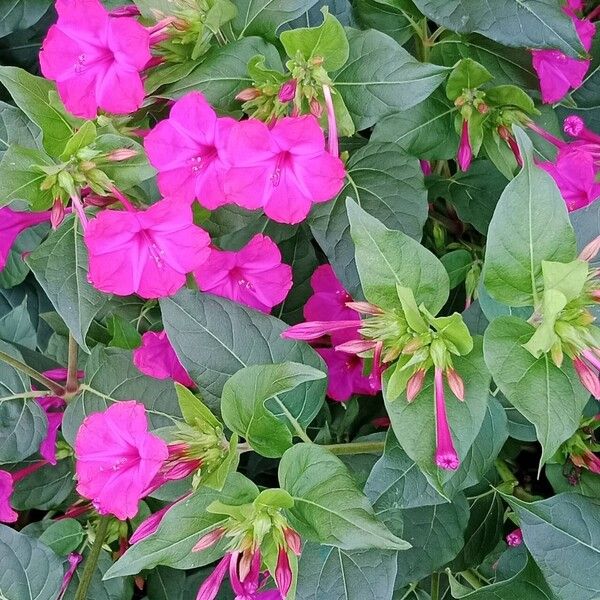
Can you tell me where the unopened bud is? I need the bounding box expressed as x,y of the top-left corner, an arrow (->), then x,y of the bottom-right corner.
477,102 -> 489,114
551,341 -> 564,368
310,98 -> 323,118
278,79 -> 297,103
311,56 -> 324,66
106,148 -> 138,161
406,369 -> 426,402
402,337 -> 424,355
86,168 -> 113,190
579,235 -> 600,261
40,174 -> 57,191
192,527 -> 225,552
57,170 -> 76,196
51,199 -> 65,230
446,368 -> 465,401
83,193 -> 118,208
283,527 -> 302,556
454,96 -> 466,107
236,87 -> 261,101
506,528 -> 523,547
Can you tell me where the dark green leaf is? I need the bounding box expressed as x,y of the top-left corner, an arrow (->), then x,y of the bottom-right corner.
107,314 -> 142,350
38,519 -> 84,556
441,250 -> 473,289
12,458 -> 75,510
146,566 -> 186,600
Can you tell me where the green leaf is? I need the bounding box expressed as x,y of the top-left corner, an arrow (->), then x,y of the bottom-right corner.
485,85 -> 536,114
107,314 -> 142,350
175,384 -> 220,429
411,0 -> 584,57
0,297 -> 37,349
280,7 -> 348,71
221,362 -> 325,457
484,316 -> 589,465
0,145 -> 55,209
521,288 -> 566,358
279,443 -> 410,551
296,542 -> 397,600
505,492 -> 600,600
448,552 -> 554,599
446,58 -> 493,100
0,0 -> 52,38
310,142 -> 428,298
0,101 -> 42,160
27,215 -> 110,352
346,198 -> 448,313
105,473 -> 259,577
482,131 -> 519,180
229,0 -> 320,41
383,338 -> 491,492
546,463 -> 600,499
430,33 -> 538,90
0,524 -> 63,600
0,66 -> 79,156
0,221 -> 48,289
353,0 -> 415,46
541,259 -> 589,302
482,129 -> 577,307
146,566 -> 186,600
39,519 -> 84,556
60,120 -> 96,160
62,346 -> 182,445
332,28 -> 449,130
12,458 -> 75,510
160,290 -> 326,417
0,340 -> 46,464
160,37 -> 282,114
371,90 -> 458,160
441,250 -> 473,289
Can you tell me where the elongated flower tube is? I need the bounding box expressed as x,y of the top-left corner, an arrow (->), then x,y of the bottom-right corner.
457,120 -> 472,172
573,355 -> 600,399
434,367 -> 460,470
58,552 -> 82,600
322,84 -> 339,157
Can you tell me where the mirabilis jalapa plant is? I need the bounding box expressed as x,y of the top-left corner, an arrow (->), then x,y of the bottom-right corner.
1,0 -> 600,598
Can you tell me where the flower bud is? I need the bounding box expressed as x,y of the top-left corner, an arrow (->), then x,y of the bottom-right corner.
106,148 -> 138,161
446,368 -> 465,401
57,170 -> 76,197
477,102 -> 489,114
235,88 -> 261,101
402,337 -> 424,355
506,528 -> 523,547
51,199 -> 65,230
309,98 -> 323,118
457,120 -> 472,172
192,527 -> 225,552
283,527 -> 302,556
579,235 -> 600,261
275,548 -> 292,597
406,369 -> 426,402
278,79 -> 297,103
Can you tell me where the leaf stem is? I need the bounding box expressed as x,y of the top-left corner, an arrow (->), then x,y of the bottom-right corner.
74,516 -> 110,600
430,572 -> 440,600
273,397 -> 313,444
66,334 -> 80,397
0,390 -> 53,403
460,569 -> 483,589
0,350 -> 64,395
321,441 -> 385,455
398,583 -> 418,600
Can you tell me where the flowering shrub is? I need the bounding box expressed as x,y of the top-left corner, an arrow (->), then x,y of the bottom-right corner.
2,0 -> 600,599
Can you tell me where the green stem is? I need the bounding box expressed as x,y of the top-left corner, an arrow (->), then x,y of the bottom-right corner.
495,459 -> 517,486
274,398 -> 313,444
399,583 -> 418,600
461,570 -> 483,589
66,334 -> 80,397
0,390 -> 53,403
321,441 -> 386,455
431,572 -> 440,600
0,351 -> 64,395
74,516 -> 110,600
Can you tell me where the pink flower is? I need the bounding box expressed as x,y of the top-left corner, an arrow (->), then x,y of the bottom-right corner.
133,331 -> 194,387
194,234 -> 292,312
84,197 -> 211,299
506,528 -> 523,547
222,115 -> 346,224
304,265 -> 355,324
434,367 -> 460,471
39,0 -> 151,118
130,503 -> 171,544
0,207 -> 52,271
419,160 -> 432,176
0,470 -> 17,523
59,553 -> 83,598
74,401 -> 169,520
538,148 -> 600,211
275,548 -> 292,598
457,120 -> 472,172
144,93 -> 235,209
278,80 -> 297,103
316,347 -> 378,402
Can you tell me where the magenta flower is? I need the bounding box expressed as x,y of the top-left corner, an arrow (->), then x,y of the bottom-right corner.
573,349 -> 600,399
0,207 -> 52,271
434,367 -> 460,471
84,197 -> 211,299
304,265 -> 356,325
194,234 -> 292,313
74,401 -> 169,520
538,148 -> 600,211
39,0 -> 151,118
222,115 -> 346,224
278,80 -> 297,103
457,120 -> 472,172
58,553 -> 83,598
0,470 -> 16,523
144,92 -> 236,209
133,331 -> 194,387
130,503 -> 171,544
316,347 -> 379,402
506,528 -> 523,547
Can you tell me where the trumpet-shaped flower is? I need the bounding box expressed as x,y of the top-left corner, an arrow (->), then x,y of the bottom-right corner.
144,92 -> 235,208
194,234 -> 292,312
133,331 -> 194,387
222,115 -> 346,224
84,197 -> 211,299
39,0 -> 151,118
74,401 -> 169,520
434,367 -> 460,470
0,471 -> 16,523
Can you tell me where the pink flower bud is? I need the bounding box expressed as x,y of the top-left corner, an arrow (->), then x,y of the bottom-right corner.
457,120 -> 472,172
196,553 -> 230,600
579,235 -> 600,261
446,368 -> 465,401
310,98 -> 323,118
585,451 -> 600,474
281,320 -> 360,341
107,148 -> 138,161
283,527 -> 302,556
419,160 -> 432,176
477,102 -> 489,114
406,369 -> 426,402
278,80 -> 297,103
345,301 -> 383,315
192,527 -> 226,552
573,356 -> 600,399
334,339 -> 377,354
434,368 -> 460,470
235,88 -> 261,102
506,528 -> 523,547
51,199 -> 65,230
110,5 -> 141,16
58,552 -> 82,598
275,548 -> 292,598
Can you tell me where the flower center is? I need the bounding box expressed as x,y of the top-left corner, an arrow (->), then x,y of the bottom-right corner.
188,147 -> 217,174
271,152 -> 291,188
